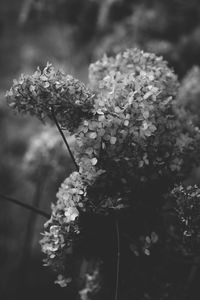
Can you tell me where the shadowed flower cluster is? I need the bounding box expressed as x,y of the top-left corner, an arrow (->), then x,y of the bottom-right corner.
40,171 -> 86,285
6,48 -> 200,289
80,49 -> 200,185
40,49 -> 200,284
166,184 -> 200,256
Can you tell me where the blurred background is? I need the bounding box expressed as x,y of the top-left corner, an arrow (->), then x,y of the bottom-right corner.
1,0 -> 200,299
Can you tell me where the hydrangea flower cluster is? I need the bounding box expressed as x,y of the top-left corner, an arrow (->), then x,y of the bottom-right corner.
40,171 -> 86,285
40,217 -> 78,287
166,185 -> 200,256
86,49 -> 200,184
6,63 -> 94,133
40,50 -> 200,285
6,48 -> 200,287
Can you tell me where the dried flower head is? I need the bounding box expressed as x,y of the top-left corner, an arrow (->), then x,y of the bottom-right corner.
40,49 -> 200,284
6,63 -> 94,132
40,171 -> 86,282
86,49 -> 200,185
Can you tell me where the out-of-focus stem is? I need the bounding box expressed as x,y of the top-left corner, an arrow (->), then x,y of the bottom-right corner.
0,192 -> 49,218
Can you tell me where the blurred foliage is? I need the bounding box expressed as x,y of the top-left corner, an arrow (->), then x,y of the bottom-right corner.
90,0 -> 200,77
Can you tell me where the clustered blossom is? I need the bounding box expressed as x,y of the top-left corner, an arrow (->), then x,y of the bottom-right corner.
40,216 -> 76,286
82,49 -> 200,186
23,125 -> 72,179
166,185 -> 200,255
89,46 -> 177,90
55,171 -> 87,212
6,48 -> 200,287
6,63 -> 94,133
40,171 -> 86,283
177,66 -> 200,126
38,49 -> 200,285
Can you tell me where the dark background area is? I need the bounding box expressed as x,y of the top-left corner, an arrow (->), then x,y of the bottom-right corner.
1,1 -> 200,299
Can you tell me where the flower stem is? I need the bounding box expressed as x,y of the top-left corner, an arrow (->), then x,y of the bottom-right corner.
115,218 -> 120,300
0,193 -> 50,218
50,107 -> 79,171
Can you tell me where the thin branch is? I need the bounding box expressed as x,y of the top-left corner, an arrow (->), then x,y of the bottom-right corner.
0,193 -> 50,219
50,107 -> 79,171
115,217 -> 120,300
